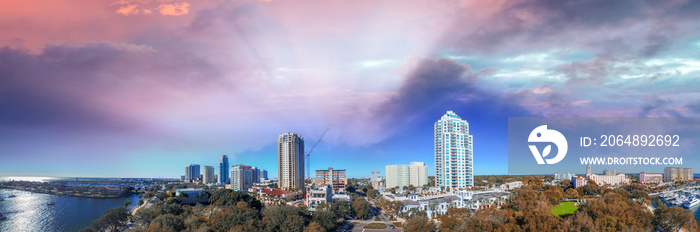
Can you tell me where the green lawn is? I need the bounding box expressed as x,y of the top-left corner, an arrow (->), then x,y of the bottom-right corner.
552,202 -> 579,216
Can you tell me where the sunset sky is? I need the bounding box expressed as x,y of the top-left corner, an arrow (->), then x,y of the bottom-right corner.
1,0 -> 700,178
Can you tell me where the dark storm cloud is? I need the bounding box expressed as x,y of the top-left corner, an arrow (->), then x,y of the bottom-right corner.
375,58 -> 535,129
444,0 -> 700,56
553,56 -> 670,86
0,42 -> 225,132
639,97 -> 682,117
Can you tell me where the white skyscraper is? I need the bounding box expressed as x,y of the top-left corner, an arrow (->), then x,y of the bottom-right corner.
278,132 -> 305,192
435,110 -> 473,189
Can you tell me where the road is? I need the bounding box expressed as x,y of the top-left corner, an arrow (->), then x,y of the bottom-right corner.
340,202 -> 401,232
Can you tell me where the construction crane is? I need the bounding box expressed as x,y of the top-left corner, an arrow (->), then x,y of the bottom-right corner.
306,124 -> 332,185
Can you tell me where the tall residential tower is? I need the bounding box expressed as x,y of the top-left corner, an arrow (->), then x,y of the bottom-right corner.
278,132 -> 305,192
203,166 -> 215,184
435,111 -> 473,189
185,164 -> 201,183
219,155 -> 229,185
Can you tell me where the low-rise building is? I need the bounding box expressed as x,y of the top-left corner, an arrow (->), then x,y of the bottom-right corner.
306,185 -> 333,208
399,190 -> 508,219
640,172 -> 663,184
175,188 -> 209,204
249,187 -> 302,206
586,173 -> 630,186
499,181 -> 523,191
572,175 -> 587,188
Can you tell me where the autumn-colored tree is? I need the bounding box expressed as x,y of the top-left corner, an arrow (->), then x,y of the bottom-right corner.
403,215 -> 435,232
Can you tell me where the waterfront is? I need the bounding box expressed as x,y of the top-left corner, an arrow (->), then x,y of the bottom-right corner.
652,196 -> 700,226
0,189 -> 138,231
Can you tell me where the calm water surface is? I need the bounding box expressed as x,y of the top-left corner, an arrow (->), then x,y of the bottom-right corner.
0,188 -> 138,232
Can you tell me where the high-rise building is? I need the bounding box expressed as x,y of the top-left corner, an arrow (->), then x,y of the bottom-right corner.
278,132 -> 305,192
251,166 -> 259,184
371,171 -> 382,189
203,166 -> 215,184
385,162 -> 428,189
586,164 -> 592,175
259,169 -> 268,181
434,111 -> 473,189
219,155 -> 230,185
664,167 -> 693,182
315,167 -> 347,193
231,164 -> 253,191
185,164 -> 200,183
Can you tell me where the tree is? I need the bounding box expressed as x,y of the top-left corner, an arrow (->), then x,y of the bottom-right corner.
403,216 -> 435,232
655,202 -> 698,232
209,203 -> 262,232
312,211 -> 338,232
331,200 -> 352,219
209,189 -> 263,211
366,189 -> 379,199
564,188 -> 579,199
138,199 -> 145,206
351,197 -> 371,219
262,206 -> 310,232
85,207 -> 129,232
147,214 -> 184,232
124,199 -> 132,208
304,221 -> 325,232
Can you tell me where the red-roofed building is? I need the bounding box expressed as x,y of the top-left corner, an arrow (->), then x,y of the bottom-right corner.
249,187 -> 302,206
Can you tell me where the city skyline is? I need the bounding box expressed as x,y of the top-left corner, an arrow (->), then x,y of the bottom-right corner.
2,1 -> 700,179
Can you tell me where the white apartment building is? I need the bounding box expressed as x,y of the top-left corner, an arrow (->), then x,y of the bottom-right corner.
386,162 -> 428,189
435,111 -> 473,189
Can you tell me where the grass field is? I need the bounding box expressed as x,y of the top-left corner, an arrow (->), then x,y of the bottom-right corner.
364,223 -> 387,229
552,202 -> 579,216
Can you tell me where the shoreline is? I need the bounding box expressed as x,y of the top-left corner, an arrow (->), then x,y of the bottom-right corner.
0,187 -> 133,199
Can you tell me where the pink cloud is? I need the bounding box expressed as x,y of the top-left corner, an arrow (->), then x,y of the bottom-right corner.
116,4 -> 140,15
158,2 -> 190,16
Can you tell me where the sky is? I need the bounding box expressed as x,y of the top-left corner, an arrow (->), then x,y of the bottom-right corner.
1,0 -> 700,178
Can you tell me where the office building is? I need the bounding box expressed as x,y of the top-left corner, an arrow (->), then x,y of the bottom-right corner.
278,132 -> 305,192
231,164 -> 253,191
203,166 -> 215,184
603,169 -> 618,175
385,162 -> 428,189
219,155 -> 230,185
315,167 -> 347,193
185,164 -> 200,183
259,169 -> 268,181
252,166 -> 259,184
664,167 -> 693,182
435,110 -> 473,189
640,172 -> 662,184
